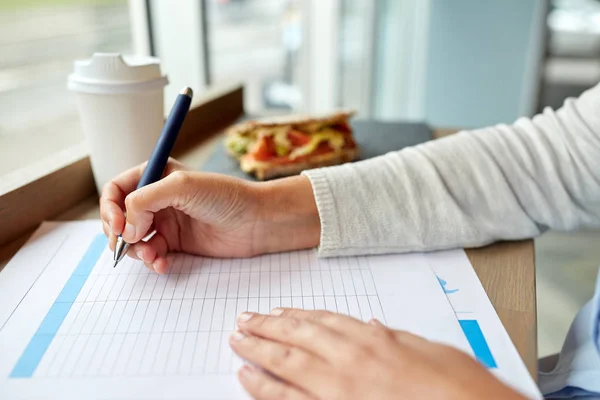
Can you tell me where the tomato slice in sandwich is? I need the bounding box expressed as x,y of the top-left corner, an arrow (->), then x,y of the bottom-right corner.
251,136 -> 277,161
331,121 -> 352,134
287,129 -> 311,147
312,141 -> 334,156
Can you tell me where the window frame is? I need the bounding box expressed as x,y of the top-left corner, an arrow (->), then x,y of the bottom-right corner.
146,0 -> 209,108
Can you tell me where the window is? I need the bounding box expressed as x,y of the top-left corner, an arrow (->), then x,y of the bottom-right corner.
0,0 -> 133,176
338,0 -> 376,117
539,0 -> 600,111
0,0 -> 385,184
204,0 -> 380,117
205,0 -> 305,114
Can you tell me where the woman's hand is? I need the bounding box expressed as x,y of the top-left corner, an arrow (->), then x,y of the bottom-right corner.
230,309 -> 528,400
100,159 -> 320,274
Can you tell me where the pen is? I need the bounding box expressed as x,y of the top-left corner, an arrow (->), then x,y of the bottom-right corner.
113,86 -> 193,268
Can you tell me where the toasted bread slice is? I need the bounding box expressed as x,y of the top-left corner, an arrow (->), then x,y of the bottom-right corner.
226,110 -> 356,137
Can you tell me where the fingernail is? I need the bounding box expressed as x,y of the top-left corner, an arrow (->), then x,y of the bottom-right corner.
270,308 -> 283,316
123,222 -> 136,240
230,331 -> 245,341
151,261 -> 161,274
136,250 -> 145,262
239,364 -> 257,379
238,312 -> 253,323
369,318 -> 382,326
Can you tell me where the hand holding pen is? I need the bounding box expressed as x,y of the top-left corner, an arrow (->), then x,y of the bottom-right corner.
112,87 -> 193,268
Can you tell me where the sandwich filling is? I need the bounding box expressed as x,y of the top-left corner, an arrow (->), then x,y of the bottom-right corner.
225,121 -> 356,165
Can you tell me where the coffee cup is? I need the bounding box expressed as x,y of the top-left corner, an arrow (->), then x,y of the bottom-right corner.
68,53 -> 168,194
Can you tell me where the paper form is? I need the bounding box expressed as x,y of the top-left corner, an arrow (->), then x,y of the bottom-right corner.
0,221 -> 468,400
425,250 -> 542,399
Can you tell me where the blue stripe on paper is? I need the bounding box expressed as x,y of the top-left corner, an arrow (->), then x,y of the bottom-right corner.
9,234 -> 107,378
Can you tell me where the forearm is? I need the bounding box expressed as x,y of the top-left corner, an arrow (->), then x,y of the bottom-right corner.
252,175 -> 321,255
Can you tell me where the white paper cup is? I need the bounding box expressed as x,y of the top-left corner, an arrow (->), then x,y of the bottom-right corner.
68,53 -> 169,194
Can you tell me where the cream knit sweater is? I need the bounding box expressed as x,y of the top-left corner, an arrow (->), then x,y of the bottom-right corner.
303,83 -> 600,258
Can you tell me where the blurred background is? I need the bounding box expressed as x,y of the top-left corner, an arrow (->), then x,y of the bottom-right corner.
1,0 -> 600,359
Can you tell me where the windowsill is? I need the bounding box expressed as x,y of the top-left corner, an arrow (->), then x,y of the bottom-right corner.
0,142 -> 88,196
0,81 -> 245,197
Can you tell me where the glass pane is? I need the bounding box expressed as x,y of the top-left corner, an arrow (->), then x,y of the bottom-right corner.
539,0 -> 600,111
338,0 -> 373,116
548,0 -> 600,58
0,0 -> 133,176
206,0 -> 304,114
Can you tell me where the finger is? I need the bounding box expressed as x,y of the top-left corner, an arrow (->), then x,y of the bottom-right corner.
104,158 -> 186,205
388,330 -> 476,372
238,364 -> 313,400
124,244 -> 153,273
267,310 -> 402,358
102,220 -> 110,238
270,311 -> 403,356
237,312 -> 349,361
102,221 -> 118,252
110,233 -> 118,250
367,319 -> 440,358
100,193 -> 127,236
391,330 -> 453,361
268,308 -> 374,344
122,170 -> 196,243
100,163 -> 146,236
230,331 -> 329,396
102,159 -> 186,240
107,162 -> 147,202
126,232 -> 170,274
392,329 -> 432,346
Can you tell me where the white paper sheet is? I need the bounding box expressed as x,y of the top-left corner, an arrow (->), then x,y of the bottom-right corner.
0,221 -> 470,400
425,250 -> 541,399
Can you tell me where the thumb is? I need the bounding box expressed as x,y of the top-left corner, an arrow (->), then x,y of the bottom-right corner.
122,171 -> 195,243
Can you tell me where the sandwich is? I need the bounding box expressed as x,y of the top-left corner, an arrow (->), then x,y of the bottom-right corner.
224,110 -> 359,180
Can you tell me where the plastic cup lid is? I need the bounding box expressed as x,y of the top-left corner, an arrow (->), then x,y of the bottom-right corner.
68,53 -> 168,94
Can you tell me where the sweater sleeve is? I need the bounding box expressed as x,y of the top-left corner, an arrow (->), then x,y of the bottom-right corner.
302,83 -> 600,257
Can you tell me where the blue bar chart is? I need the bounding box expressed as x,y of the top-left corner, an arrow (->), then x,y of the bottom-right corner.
458,319 -> 497,368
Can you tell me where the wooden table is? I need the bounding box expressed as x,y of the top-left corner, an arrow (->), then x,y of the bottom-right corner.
0,129 -> 538,379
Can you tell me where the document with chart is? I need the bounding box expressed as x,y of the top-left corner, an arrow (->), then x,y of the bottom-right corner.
425,250 -> 541,399
0,221 -> 534,399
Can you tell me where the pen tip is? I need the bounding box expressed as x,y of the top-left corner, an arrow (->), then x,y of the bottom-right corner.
113,261 -> 118,268
180,87 -> 193,98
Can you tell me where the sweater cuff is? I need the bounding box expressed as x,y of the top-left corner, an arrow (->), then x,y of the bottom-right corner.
301,169 -> 342,257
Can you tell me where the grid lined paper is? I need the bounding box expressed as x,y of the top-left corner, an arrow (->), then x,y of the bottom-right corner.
29,246 -> 387,378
